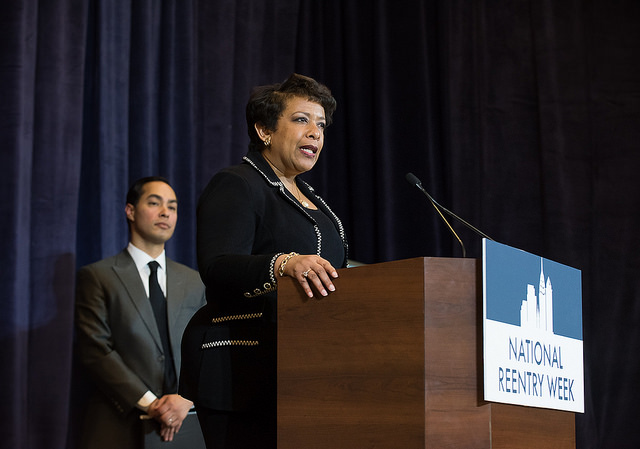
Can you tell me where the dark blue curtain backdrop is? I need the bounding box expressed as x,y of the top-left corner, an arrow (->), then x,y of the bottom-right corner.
1,0 -> 639,448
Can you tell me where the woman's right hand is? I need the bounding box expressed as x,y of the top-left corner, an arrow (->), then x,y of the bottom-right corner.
276,253 -> 338,298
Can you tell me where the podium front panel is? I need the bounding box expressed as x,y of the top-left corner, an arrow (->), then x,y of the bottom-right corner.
278,258 -> 430,448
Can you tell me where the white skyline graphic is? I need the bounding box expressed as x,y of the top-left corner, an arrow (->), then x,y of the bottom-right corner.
520,259 -> 554,333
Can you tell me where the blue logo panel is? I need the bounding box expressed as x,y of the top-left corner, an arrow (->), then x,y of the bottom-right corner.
484,240 -> 582,340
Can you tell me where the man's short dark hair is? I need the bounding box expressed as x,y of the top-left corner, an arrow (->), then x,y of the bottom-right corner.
126,176 -> 172,207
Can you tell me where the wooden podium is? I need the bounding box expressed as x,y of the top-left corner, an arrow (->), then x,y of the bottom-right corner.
277,257 -> 575,448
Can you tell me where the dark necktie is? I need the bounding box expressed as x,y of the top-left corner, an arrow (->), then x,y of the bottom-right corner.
148,261 -> 177,395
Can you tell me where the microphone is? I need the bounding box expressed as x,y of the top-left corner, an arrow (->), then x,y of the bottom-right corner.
405,172 -> 494,257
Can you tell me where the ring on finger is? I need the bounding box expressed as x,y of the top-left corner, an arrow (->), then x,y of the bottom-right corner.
303,269 -> 311,278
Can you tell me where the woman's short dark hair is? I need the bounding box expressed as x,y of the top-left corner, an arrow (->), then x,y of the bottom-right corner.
246,73 -> 337,152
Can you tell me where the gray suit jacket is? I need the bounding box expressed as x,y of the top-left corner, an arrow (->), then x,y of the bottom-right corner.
75,249 -> 206,449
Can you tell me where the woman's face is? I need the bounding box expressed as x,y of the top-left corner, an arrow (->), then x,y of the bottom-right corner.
258,96 -> 326,178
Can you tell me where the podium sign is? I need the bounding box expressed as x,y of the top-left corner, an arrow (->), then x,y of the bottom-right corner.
483,239 -> 584,413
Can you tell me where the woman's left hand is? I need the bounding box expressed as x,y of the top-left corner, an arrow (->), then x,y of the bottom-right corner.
277,253 -> 338,298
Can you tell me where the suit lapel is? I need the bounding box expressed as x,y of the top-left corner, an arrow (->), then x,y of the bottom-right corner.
112,250 -> 163,351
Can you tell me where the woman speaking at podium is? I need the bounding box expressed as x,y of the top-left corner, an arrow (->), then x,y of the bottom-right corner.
180,73 -> 349,448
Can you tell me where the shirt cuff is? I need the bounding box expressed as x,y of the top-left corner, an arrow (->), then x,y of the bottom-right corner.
136,390 -> 158,411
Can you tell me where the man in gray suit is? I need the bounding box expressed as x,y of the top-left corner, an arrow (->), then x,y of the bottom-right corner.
75,176 -> 206,448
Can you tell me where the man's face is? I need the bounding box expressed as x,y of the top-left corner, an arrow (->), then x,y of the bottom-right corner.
125,181 -> 178,246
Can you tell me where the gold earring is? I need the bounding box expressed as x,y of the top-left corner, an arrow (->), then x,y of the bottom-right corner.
264,135 -> 271,147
